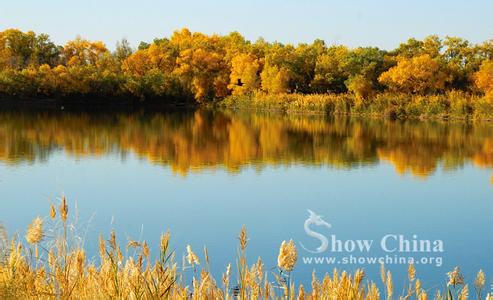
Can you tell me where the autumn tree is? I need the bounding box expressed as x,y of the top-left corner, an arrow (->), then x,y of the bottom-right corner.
311,45 -> 350,93
477,40 -> 493,61
260,62 -> 290,94
0,29 -> 60,69
220,31 -> 250,65
122,38 -> 183,100
228,53 -> 260,95
474,60 -> 493,98
442,36 -> 480,90
0,29 -> 36,69
378,54 -> 449,94
172,30 -> 229,101
58,38 -> 125,96
122,43 -> 175,76
63,37 -> 109,66
174,47 -> 228,100
346,74 -> 375,102
392,36 -> 442,59
344,47 -> 388,99
255,41 -> 319,93
114,38 -> 133,62
291,40 -> 326,93
259,43 -> 295,93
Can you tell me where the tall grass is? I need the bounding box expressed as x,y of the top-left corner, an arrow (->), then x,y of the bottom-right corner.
0,197 -> 491,299
222,91 -> 493,120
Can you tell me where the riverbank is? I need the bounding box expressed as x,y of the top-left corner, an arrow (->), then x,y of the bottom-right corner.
2,91 -> 493,121
221,91 -> 493,121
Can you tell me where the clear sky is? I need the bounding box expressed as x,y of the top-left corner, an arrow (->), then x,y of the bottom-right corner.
1,0 -> 492,50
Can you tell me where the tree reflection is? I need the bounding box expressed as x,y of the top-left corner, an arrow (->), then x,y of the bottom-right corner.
0,109 -> 492,182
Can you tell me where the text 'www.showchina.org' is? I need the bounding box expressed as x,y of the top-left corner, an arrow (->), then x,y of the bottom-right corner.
301,255 -> 443,267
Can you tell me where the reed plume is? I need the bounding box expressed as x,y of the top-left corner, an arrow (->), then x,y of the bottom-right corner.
25,217 -> 43,245
459,284 -> 469,300
277,239 -> 297,272
186,245 -> 200,266
238,225 -> 247,251
447,267 -> 465,287
474,269 -> 486,299
59,196 -> 68,222
386,270 -> 393,300
408,263 -> 416,281
50,204 -> 56,219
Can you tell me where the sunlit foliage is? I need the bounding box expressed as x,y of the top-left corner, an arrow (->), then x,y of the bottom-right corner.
260,62 -> 290,94
378,54 -> 449,94
474,60 -> 493,99
63,37 -> 109,67
312,45 -> 350,93
228,53 -> 261,95
0,29 -> 60,69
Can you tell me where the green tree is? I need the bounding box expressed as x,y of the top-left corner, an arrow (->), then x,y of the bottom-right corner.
344,47 -> 388,95
311,45 -> 350,93
0,29 -> 60,69
114,38 -> 133,62
442,36 -> 479,90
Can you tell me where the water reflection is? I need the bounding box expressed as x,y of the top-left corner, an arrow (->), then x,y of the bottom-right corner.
0,109 -> 492,182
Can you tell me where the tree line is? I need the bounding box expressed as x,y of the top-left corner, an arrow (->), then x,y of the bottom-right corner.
0,28 -> 492,103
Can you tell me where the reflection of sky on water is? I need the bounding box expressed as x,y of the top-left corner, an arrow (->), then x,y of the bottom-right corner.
1,150 -> 492,291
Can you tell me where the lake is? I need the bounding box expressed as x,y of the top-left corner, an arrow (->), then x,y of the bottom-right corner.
0,108 -> 492,291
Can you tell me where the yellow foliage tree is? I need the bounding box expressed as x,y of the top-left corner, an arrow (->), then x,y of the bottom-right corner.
168,28 -> 232,101
0,29 -> 35,69
378,54 -> 449,94
174,47 -> 229,101
63,37 -> 108,66
228,53 -> 260,95
260,63 -> 290,94
312,46 -> 350,93
346,74 -> 375,104
0,29 -> 60,69
474,60 -> 493,98
122,44 -> 174,76
122,50 -> 151,76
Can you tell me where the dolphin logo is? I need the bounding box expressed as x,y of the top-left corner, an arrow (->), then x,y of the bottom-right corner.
299,209 -> 331,253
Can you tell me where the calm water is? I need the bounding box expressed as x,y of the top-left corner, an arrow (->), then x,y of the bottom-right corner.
1,109 -> 492,290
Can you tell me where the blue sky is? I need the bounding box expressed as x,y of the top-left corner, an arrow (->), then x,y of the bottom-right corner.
1,0 -> 492,50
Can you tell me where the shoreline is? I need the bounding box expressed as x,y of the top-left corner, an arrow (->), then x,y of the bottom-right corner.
219,92 -> 493,121
0,96 -> 198,112
2,92 -> 493,122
